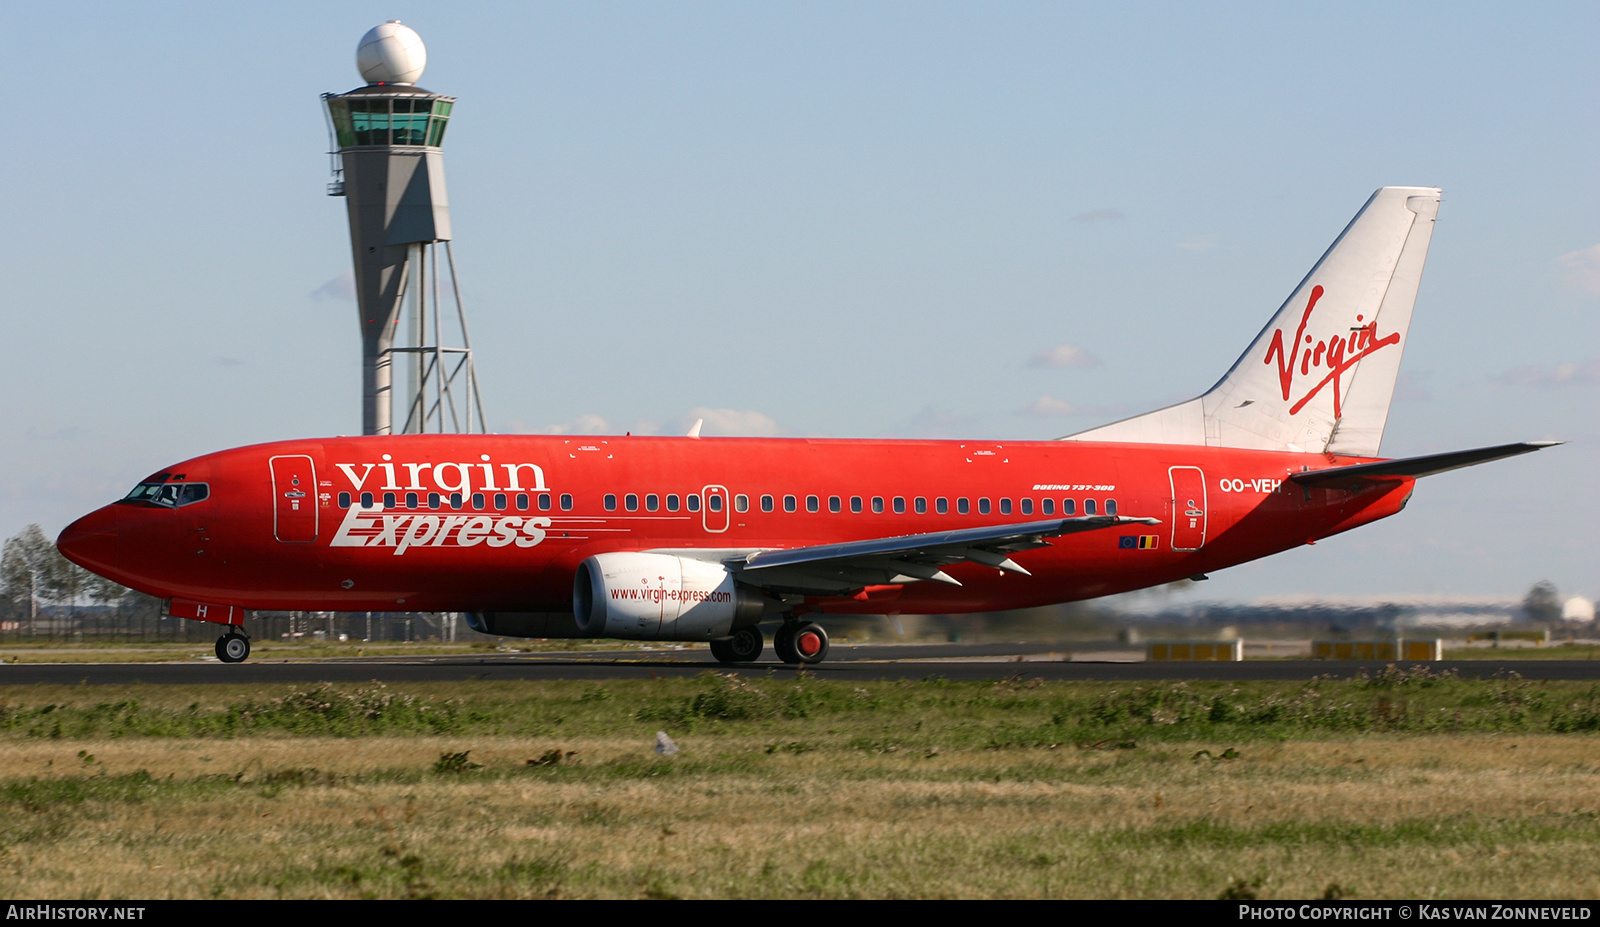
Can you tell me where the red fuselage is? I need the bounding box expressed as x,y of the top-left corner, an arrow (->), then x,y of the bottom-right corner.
57,434 -> 1412,617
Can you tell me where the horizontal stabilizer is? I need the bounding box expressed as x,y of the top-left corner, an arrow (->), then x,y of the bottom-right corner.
1290,441 -> 1559,489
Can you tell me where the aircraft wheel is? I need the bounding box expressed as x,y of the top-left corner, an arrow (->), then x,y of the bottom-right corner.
792,622 -> 829,664
773,624 -> 801,664
710,627 -> 763,664
216,633 -> 250,664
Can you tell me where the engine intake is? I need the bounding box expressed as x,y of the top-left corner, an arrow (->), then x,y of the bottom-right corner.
574,552 -> 767,640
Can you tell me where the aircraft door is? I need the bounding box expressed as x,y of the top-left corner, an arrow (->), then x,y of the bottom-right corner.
701,485 -> 729,533
1168,466 -> 1207,551
270,455 -> 319,543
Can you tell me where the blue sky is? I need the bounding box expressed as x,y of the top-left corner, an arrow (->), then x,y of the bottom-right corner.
1,2 -> 1594,604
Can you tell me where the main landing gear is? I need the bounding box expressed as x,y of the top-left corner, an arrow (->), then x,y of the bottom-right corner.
215,631 -> 251,664
710,620 -> 829,666
709,626 -> 764,664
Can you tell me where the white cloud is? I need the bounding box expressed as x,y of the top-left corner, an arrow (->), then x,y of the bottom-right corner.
1392,371 -> 1432,402
311,269 -> 356,302
1496,358 -> 1600,388
684,407 -> 779,436
878,405 -> 988,439
1021,395 -> 1076,417
1555,244 -> 1600,294
1177,234 -> 1218,252
1027,344 -> 1100,369
1070,209 -> 1126,223
538,413 -> 612,434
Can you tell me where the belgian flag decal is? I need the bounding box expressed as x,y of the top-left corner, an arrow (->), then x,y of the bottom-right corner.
1118,535 -> 1160,550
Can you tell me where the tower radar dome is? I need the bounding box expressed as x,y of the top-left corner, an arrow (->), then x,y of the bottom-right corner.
356,21 -> 427,85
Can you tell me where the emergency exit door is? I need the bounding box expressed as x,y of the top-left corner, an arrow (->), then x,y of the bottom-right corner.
270,455 -> 319,543
1168,466 -> 1207,551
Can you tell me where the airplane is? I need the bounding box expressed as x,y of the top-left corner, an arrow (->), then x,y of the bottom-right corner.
56,186 -> 1556,664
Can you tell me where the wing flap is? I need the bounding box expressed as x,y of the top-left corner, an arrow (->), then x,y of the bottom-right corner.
726,515 -> 1159,595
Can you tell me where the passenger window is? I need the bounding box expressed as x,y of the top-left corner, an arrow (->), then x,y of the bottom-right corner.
710,495 -> 723,512
450,492 -> 463,509
978,498 -> 991,515
761,495 -> 774,513
999,498 -> 1012,515
687,495 -> 700,512
914,497 -> 927,514
828,496 -> 841,513
735,494 -> 749,512
850,496 -> 863,513
384,492 -> 397,509
405,492 -> 419,510
804,495 -> 817,513
560,493 -> 573,511
427,493 -> 441,509
936,497 -> 948,514
493,492 -> 506,510
1042,498 -> 1054,515
871,497 -> 884,513
957,498 -> 969,515
1084,498 -> 1097,515
471,492 -> 485,510
338,492 -> 351,509
893,497 -> 906,514
625,493 -> 639,512
604,494 -> 617,511
1062,498 -> 1075,515
1020,498 -> 1033,515
361,492 -> 375,508
784,495 -> 797,513
645,494 -> 659,512
1106,499 -> 1117,516
667,494 -> 680,512
540,493 -> 553,511
516,493 -> 529,511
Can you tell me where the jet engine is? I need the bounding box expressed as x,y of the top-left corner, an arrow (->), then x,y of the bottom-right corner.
573,552 -> 768,641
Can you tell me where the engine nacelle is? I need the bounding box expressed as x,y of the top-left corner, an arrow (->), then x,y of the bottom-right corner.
574,552 -> 767,641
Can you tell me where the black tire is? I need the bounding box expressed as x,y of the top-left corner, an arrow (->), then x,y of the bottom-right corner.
216,633 -> 250,664
709,627 -> 764,664
792,622 -> 829,664
773,624 -> 801,664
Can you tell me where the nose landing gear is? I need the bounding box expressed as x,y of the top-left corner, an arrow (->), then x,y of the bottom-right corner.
215,631 -> 251,664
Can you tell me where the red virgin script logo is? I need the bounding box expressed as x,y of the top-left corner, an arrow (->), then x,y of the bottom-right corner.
1263,286 -> 1399,417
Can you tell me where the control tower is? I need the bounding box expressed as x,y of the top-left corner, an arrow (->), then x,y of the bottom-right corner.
323,22 -> 485,435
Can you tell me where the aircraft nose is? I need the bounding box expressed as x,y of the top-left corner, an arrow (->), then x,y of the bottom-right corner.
57,508 -> 120,574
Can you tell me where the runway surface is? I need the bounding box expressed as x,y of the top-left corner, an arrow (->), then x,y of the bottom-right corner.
2,641 -> 1598,685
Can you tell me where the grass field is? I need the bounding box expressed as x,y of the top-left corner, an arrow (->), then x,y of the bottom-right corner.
0,668 -> 1595,899
0,638 -> 676,663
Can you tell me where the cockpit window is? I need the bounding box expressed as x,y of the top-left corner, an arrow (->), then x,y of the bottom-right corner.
119,481 -> 209,508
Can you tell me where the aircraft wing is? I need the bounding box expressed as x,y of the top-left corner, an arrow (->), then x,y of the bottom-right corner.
723,516 -> 1159,596
1290,441 -> 1559,491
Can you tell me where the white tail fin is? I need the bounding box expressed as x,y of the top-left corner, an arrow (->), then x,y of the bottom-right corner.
1063,186 -> 1441,456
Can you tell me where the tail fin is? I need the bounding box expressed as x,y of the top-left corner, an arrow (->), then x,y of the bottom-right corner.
1063,186 -> 1441,456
